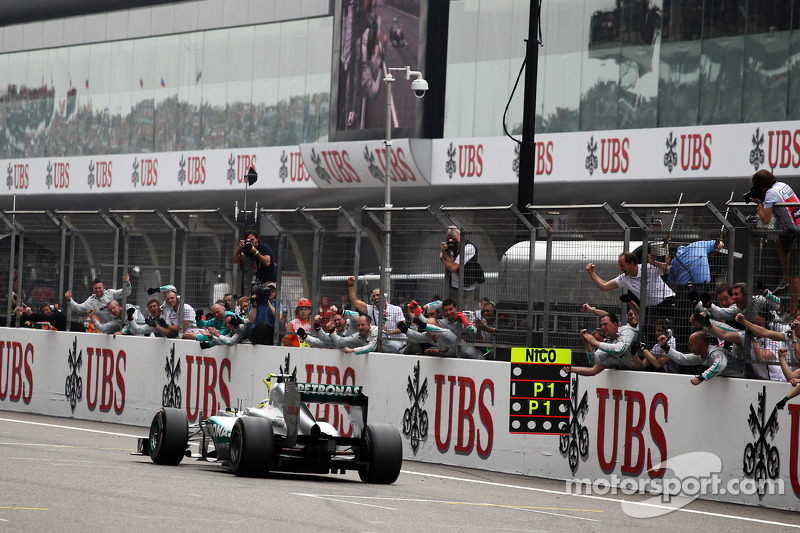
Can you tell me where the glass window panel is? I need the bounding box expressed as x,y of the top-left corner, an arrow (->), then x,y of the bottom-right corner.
252,24 -> 281,146
304,17 -> 332,143
131,37 -> 157,153
582,1 -> 620,130
657,40 -> 700,126
794,0 -> 800,30
538,0 -> 584,133
46,47 -> 71,157
503,0 -> 529,137
443,62 -> 477,137
787,31 -> 800,119
748,0 -> 793,35
66,45 -> 90,156
153,35 -> 180,152
5,52 -> 28,158
443,0 -> 479,137
698,36 -> 743,125
0,54 -> 7,156
109,40 -> 133,153
618,0 -> 663,129
743,32 -> 789,123
177,32 -> 204,150
277,20 -> 308,145
473,0 -> 515,136
662,0 -> 703,43
703,0 -> 746,39
225,26 -> 254,149
23,49 -> 49,157
87,42 -> 112,156
199,29 -> 228,149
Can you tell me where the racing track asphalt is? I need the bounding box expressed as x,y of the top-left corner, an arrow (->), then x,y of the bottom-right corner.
0,410 -> 798,533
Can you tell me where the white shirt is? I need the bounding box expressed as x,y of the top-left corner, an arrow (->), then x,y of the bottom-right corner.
763,181 -> 800,232
614,263 -> 675,305
366,302 -> 407,340
450,243 -> 477,290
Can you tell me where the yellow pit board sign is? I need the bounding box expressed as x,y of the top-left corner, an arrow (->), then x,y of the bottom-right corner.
509,348 -> 571,435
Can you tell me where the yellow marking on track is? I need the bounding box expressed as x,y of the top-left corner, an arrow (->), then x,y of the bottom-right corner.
0,506 -> 48,511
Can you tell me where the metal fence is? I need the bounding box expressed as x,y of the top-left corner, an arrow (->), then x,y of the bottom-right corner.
1,202 -> 798,376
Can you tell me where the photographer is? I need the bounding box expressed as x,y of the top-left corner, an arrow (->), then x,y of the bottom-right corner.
248,283 -> 276,345
439,227 -> 484,311
14,302 -> 66,331
233,230 -> 276,290
747,169 -> 800,320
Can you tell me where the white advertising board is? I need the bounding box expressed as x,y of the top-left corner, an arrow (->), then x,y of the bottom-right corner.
2,145 -> 316,197
1,328 -> 799,511
430,121 -> 800,186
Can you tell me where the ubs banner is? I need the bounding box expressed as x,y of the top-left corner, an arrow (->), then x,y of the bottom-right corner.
1,328 -> 799,512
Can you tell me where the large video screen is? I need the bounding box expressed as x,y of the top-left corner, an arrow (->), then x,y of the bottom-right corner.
331,0 -> 424,141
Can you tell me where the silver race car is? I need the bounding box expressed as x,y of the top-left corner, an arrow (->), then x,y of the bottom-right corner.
135,357 -> 402,484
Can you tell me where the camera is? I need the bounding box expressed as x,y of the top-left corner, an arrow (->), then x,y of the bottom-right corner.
243,240 -> 254,254
411,78 -> 428,98
251,286 -> 268,305
445,238 -> 458,255
743,185 -> 765,204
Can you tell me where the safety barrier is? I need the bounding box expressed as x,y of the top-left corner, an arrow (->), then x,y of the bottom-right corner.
0,327 -> 798,512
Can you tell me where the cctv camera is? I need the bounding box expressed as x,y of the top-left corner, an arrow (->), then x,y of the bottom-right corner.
411,78 -> 428,98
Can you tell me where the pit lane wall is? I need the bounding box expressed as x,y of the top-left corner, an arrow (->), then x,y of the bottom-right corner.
1,327 -> 799,511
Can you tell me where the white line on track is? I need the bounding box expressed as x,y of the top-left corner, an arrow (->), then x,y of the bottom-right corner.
400,470 -> 800,529
294,493 -> 600,522
0,417 -> 141,438
296,494 -> 398,510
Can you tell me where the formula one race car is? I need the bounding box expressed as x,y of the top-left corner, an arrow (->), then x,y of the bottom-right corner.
135,358 -> 402,484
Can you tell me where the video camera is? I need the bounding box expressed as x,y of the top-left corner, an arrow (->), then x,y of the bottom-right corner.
743,185 -> 766,204
445,238 -> 459,255
251,285 -> 269,305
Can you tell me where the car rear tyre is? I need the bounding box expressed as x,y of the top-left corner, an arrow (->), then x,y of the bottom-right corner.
229,416 -> 273,477
358,423 -> 402,484
149,407 -> 189,465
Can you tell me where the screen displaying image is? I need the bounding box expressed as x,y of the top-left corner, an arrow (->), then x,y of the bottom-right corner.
334,0 -> 423,136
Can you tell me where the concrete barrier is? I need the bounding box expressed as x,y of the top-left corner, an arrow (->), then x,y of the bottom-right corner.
1,327 -> 798,511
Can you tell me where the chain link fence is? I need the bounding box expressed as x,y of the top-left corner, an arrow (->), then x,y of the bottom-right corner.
0,202 -> 797,378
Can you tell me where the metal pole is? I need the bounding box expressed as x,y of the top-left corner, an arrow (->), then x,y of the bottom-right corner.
517,1 -> 540,213
378,72 -> 395,350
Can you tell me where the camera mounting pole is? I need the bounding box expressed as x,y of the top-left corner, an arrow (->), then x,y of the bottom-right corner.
379,67 -> 427,350
234,166 -> 259,300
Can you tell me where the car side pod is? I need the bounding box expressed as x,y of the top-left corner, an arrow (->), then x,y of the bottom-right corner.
358,423 -> 403,484
148,407 -> 189,465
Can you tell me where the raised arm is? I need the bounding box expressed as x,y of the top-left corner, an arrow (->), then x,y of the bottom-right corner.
734,313 -> 785,342
586,263 -> 619,292
346,276 -> 368,314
